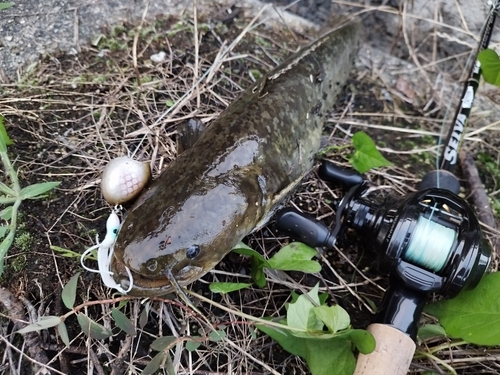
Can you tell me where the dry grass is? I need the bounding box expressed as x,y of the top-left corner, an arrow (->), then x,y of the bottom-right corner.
0,1 -> 500,374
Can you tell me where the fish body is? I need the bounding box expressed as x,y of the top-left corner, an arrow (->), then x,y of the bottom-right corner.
112,20 -> 361,296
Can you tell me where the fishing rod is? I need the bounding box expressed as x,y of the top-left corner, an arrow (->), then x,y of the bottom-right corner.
421,0 -> 500,192
275,2 -> 500,374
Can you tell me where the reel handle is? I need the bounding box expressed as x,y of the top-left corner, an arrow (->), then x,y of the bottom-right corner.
275,208 -> 335,248
354,323 -> 415,375
318,160 -> 363,187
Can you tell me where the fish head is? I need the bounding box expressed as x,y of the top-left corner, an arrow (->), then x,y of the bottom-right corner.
111,178 -> 256,296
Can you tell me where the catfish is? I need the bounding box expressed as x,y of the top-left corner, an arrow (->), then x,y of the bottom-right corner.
111,20 -> 361,296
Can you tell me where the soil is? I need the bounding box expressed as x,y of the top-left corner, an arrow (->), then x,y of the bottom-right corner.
0,3 -> 500,375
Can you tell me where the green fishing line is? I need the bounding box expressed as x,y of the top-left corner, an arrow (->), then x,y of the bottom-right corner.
404,216 -> 456,272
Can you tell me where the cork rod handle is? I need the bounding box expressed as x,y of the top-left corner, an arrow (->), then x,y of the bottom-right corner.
354,323 -> 416,375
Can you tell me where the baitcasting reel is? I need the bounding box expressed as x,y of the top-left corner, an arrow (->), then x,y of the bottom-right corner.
276,160 -> 491,339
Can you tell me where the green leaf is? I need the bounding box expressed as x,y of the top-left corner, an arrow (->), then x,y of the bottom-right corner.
425,272 -> 500,345
17,316 -> 63,334
418,324 -> 447,341
0,206 -> 13,221
349,131 -> 393,173
208,330 -> 226,342
0,182 -> 15,197
268,242 -> 321,273
111,308 -> 136,336
312,305 -> 350,333
142,351 -> 167,375
478,49 -> 500,86
0,196 -> 16,204
0,3 -> 14,11
77,313 -> 113,340
0,226 -> 8,238
139,302 -> 150,329
287,284 -> 323,335
57,322 -> 70,346
251,257 -> 267,287
62,272 -> 80,309
51,245 -> 91,259
185,338 -> 201,351
0,116 -> 13,150
335,329 -> 376,354
257,324 -> 355,375
232,245 -> 271,268
19,181 -> 60,200
151,336 -> 176,351
209,282 -> 252,294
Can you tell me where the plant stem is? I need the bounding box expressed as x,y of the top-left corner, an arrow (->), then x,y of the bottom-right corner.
0,149 -> 21,195
414,349 -> 457,374
0,147 -> 21,275
186,289 -> 307,333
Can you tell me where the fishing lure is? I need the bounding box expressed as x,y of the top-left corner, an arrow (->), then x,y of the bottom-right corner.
80,206 -> 134,294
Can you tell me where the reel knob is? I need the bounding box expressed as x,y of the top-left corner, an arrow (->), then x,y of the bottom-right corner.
275,208 -> 336,248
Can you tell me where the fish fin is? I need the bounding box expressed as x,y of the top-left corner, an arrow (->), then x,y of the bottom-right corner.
177,118 -> 207,154
252,173 -> 306,232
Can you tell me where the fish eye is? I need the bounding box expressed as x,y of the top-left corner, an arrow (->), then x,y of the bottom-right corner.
186,245 -> 201,259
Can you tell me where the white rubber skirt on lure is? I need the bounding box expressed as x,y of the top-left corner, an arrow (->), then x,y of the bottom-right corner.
80,156 -> 150,294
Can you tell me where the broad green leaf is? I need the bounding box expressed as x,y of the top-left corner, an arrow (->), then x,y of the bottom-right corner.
62,272 -> 80,309
185,338 -> 201,351
142,351 -> 167,375
0,226 -> 8,238
312,305 -> 350,333
349,131 -> 393,173
418,324 -> 447,341
57,322 -> 70,346
257,323 -> 306,357
304,338 -> 355,375
209,282 -> 251,294
0,3 -> 14,11
268,242 -> 321,273
232,245 -> 271,268
209,330 -> 226,342
335,329 -> 376,354
425,272 -> 500,345
251,257 -> 267,287
77,313 -> 112,340
478,49 -> 500,86
0,206 -> 12,220
257,324 -> 355,375
19,181 -> 60,200
233,243 -> 271,287
17,316 -> 62,333
287,284 -> 323,335
0,183 -> 15,197
111,308 -> 136,336
151,336 -> 176,351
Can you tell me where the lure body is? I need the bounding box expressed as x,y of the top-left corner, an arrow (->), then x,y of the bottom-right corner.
111,21 -> 361,296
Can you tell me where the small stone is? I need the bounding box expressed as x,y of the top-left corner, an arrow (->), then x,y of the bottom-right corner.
150,51 -> 167,63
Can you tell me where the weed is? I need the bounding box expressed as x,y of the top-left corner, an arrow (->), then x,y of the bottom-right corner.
0,117 -> 60,276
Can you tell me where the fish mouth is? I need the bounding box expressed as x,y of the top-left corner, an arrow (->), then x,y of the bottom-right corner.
111,257 -> 203,297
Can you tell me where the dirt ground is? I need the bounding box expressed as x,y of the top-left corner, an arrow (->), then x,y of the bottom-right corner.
1,1 -> 500,375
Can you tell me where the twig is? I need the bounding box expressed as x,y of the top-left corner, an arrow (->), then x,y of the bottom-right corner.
459,150 -> 499,258
0,288 -> 51,374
